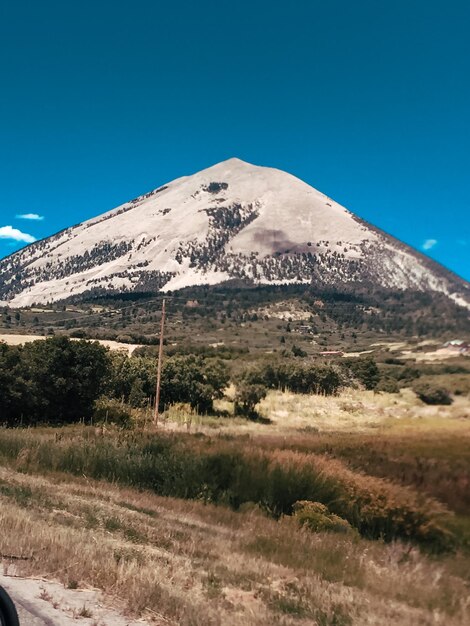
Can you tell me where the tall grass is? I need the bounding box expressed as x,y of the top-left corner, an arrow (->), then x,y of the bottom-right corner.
0,427 -> 454,549
1,465 -> 468,625
254,428 -> 470,515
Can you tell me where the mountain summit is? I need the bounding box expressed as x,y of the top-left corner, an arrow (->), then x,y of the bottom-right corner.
1,158 -> 469,308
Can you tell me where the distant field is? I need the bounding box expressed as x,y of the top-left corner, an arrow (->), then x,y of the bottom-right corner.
0,333 -> 141,355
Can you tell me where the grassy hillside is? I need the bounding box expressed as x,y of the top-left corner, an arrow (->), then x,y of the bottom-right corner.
0,411 -> 469,625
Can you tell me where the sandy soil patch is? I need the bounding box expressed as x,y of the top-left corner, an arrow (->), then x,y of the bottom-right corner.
400,347 -> 468,362
0,334 -> 141,355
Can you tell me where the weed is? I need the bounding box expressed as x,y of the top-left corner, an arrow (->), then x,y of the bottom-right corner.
104,516 -> 123,532
38,587 -> 52,602
77,604 -> 93,618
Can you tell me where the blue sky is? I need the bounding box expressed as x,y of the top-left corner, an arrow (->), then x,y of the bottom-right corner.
0,0 -> 469,280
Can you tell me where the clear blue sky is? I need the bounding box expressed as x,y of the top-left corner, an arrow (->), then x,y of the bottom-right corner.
0,0 -> 469,280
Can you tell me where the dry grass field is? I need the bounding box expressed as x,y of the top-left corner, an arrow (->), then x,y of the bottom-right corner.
0,463 -> 469,626
1,385 -> 470,625
163,386 -> 470,435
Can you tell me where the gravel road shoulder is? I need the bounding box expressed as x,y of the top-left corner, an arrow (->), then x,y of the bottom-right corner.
1,574 -> 151,626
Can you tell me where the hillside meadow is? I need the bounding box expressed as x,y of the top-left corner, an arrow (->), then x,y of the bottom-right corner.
0,401 -> 470,625
1,335 -> 469,623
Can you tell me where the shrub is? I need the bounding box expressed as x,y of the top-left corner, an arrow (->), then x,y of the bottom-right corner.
413,383 -> 453,405
291,344 -> 307,358
93,397 -> 133,427
344,357 -> 380,390
234,384 -> 267,419
375,377 -> 400,393
292,501 -> 354,534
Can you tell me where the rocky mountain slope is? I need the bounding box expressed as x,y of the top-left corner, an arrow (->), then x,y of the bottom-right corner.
0,158 -> 468,308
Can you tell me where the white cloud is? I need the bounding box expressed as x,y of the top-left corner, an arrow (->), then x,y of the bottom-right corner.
0,225 -> 36,243
422,239 -> 437,251
16,213 -> 44,221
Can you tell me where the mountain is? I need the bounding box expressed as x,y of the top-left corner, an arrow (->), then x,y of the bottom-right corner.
1,158 -> 469,309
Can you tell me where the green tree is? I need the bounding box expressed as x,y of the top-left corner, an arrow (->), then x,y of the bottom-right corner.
160,355 -> 229,413
0,342 -> 30,424
21,336 -> 111,424
346,357 -> 380,390
291,344 -> 307,357
108,353 -> 156,404
234,383 -> 267,419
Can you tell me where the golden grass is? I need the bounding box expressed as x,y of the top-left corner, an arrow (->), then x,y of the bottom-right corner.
0,466 -> 469,625
158,387 -> 470,437
0,424 -> 455,546
1,386 -> 469,623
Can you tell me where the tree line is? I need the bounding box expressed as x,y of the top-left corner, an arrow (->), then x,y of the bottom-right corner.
0,337 -> 233,426
0,336 -> 414,427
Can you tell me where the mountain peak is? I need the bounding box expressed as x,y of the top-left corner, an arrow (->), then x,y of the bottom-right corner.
215,157 -> 256,167
219,157 -> 250,165
197,157 -> 260,175
0,160 -> 469,308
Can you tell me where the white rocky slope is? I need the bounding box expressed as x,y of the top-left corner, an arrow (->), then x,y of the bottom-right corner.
0,158 -> 469,308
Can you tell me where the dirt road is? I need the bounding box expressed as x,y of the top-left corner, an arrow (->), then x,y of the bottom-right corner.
0,574 -> 150,626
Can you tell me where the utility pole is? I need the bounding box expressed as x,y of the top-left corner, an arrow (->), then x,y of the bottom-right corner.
154,298 -> 166,427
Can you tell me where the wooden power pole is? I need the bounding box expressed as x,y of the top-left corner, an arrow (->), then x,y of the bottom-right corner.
154,298 -> 166,426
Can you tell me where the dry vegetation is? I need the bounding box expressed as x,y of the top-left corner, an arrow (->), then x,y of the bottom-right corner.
1,387 -> 469,624
0,391 -> 470,626
0,464 -> 469,626
168,386 -> 470,435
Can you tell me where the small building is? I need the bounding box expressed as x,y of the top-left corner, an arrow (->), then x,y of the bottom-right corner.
444,339 -> 469,353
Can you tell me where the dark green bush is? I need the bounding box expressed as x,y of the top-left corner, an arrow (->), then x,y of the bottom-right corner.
375,377 -> 400,393
291,344 -> 307,358
234,383 -> 267,419
93,397 -> 133,427
413,383 -> 453,405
